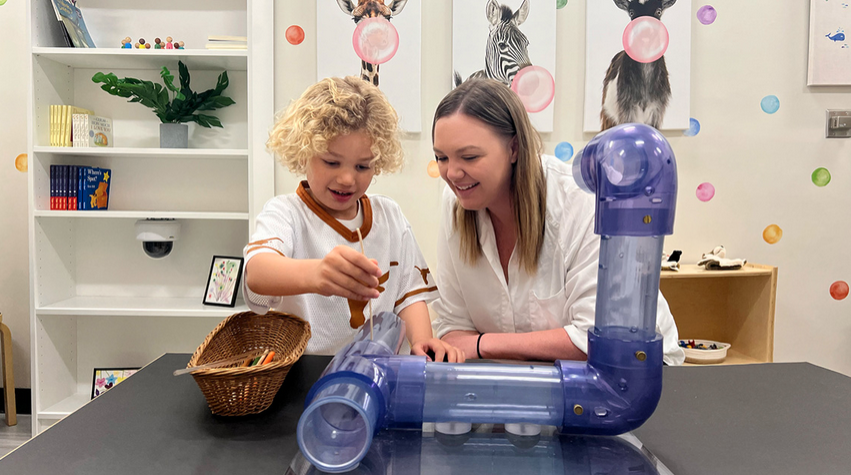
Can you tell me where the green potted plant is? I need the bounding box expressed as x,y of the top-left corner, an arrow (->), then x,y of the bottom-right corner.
92,61 -> 235,148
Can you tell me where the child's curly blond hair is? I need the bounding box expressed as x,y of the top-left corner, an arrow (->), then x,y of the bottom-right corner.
267,76 -> 404,175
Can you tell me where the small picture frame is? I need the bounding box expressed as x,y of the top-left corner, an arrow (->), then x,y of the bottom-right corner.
91,367 -> 140,399
203,255 -> 244,307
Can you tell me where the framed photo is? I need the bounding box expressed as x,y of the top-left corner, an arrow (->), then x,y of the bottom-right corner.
808,0 -> 851,85
91,367 -> 139,399
203,255 -> 244,307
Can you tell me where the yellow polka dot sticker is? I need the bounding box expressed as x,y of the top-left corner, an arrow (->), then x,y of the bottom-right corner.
763,224 -> 782,244
15,153 -> 27,172
427,160 -> 440,178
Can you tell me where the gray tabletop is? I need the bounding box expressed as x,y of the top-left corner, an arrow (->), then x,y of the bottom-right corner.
1,355 -> 849,475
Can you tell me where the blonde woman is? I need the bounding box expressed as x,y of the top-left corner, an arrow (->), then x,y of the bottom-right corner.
431,78 -> 684,365
244,76 -> 464,363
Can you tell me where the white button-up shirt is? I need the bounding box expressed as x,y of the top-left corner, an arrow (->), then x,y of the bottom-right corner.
432,155 -> 685,365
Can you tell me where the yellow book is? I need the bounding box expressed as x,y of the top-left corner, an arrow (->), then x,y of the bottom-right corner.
59,105 -> 67,147
207,35 -> 247,42
53,105 -> 59,146
205,43 -> 248,50
49,105 -> 55,146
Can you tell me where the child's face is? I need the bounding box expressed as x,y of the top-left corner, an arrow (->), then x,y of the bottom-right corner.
306,131 -> 376,220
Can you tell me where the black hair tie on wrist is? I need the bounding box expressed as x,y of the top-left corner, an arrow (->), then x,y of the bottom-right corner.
476,332 -> 485,359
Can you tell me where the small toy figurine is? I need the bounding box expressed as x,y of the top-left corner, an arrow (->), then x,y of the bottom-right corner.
165,36 -> 174,49
177,41 -> 185,50
120,36 -> 132,48
134,42 -> 141,49
138,38 -> 147,49
154,38 -> 162,49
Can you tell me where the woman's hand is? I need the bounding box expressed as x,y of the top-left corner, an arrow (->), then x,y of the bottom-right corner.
412,338 -> 466,363
310,246 -> 382,301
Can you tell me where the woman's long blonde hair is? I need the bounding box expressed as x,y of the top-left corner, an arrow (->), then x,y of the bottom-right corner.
432,78 -> 546,274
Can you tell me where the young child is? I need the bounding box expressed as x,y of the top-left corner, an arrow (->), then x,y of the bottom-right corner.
243,76 -> 464,363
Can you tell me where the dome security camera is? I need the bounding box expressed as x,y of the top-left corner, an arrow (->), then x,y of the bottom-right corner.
135,219 -> 180,259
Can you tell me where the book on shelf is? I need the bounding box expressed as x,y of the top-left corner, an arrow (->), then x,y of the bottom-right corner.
79,166 -> 111,210
206,35 -> 247,50
50,0 -> 96,48
205,43 -> 248,50
73,115 -> 113,147
208,35 -> 248,42
49,165 -> 111,211
49,105 -> 94,147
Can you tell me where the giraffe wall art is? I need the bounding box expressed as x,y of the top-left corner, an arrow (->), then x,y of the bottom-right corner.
317,0 -> 423,132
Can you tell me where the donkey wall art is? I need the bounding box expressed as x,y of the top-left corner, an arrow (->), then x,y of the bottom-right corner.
600,0 -> 677,131
452,0 -> 556,131
317,0 -> 423,131
583,0 -> 691,132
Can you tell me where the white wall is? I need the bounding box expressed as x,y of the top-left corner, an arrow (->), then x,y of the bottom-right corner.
3,0 -> 850,393
0,0 -> 32,392
275,0 -> 851,376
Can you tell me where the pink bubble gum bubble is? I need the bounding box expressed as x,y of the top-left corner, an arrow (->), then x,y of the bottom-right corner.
511,65 -> 554,113
352,17 -> 399,65
623,17 -> 669,63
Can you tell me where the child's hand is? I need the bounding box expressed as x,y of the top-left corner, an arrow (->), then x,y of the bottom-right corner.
413,338 -> 466,363
311,246 -> 382,301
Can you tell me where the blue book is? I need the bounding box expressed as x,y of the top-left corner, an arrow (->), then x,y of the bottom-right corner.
50,164 -> 57,210
80,167 -> 111,211
52,0 -> 96,48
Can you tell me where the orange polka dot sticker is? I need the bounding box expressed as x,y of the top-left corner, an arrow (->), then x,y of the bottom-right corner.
15,153 -> 27,172
762,224 -> 782,244
427,160 -> 440,178
286,25 -> 305,45
830,281 -> 849,301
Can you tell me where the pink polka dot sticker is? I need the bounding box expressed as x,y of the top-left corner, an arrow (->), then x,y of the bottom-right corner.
696,182 -> 715,202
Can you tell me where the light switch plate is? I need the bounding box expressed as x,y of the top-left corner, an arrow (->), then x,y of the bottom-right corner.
826,110 -> 851,138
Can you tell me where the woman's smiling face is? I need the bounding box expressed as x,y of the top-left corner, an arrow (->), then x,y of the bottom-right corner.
433,112 -> 516,212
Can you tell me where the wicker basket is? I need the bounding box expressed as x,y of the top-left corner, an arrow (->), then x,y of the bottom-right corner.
188,310 -> 311,416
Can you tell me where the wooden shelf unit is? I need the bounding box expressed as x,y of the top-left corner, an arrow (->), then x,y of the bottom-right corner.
660,263 -> 778,366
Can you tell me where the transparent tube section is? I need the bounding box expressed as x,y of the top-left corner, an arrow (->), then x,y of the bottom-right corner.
422,364 -> 564,425
595,235 -> 665,341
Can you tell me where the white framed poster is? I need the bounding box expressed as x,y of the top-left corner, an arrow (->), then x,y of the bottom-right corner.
453,0 -> 556,133
808,0 -> 851,85
584,0 -> 691,132
317,0 -> 422,132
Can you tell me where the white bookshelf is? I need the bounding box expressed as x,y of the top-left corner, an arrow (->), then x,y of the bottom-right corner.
33,47 -> 249,71
37,296 -> 249,317
32,146 -> 249,159
26,0 -> 275,434
34,211 -> 250,220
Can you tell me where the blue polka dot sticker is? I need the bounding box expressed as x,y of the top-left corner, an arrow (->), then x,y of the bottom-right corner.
555,142 -> 574,162
761,95 -> 780,114
684,118 -> 701,137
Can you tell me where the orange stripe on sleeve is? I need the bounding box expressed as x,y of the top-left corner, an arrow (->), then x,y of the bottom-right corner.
395,286 -> 438,308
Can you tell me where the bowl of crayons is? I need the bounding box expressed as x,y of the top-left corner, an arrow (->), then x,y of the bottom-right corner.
186,311 -> 311,416
679,339 -> 730,364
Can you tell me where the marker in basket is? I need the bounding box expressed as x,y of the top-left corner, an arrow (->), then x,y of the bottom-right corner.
356,227 -> 374,341
173,349 -> 265,376
261,350 -> 276,365
251,349 -> 270,367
